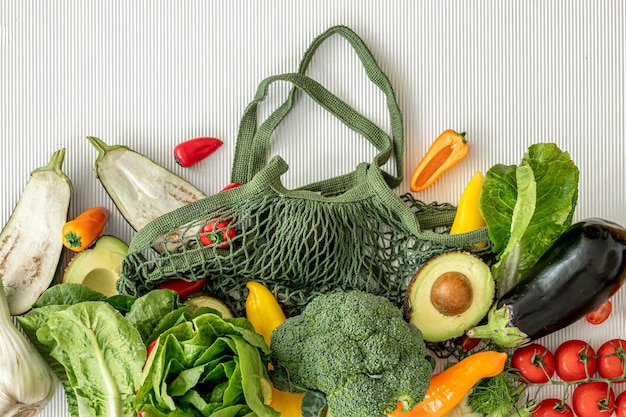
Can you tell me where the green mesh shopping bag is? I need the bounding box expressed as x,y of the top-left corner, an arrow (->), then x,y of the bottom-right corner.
117,25 -> 490,317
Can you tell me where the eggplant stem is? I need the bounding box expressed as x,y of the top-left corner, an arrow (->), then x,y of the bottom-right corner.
86,136 -> 129,166
466,305 -> 529,349
31,148 -> 71,185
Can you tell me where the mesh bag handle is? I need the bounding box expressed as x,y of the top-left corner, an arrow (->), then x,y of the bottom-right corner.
231,25 -> 404,194
118,25 -> 492,316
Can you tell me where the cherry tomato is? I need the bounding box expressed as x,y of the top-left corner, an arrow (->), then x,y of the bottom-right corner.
572,382 -> 614,417
511,343 -> 555,383
532,398 -> 574,417
555,340 -> 597,381
597,339 -> 626,380
615,391 -> 626,417
586,300 -> 613,325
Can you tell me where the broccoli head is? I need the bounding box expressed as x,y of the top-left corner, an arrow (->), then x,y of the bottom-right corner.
270,290 -> 434,417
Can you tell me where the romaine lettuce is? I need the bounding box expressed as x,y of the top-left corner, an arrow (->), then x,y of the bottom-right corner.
135,312 -> 278,417
20,284 -> 275,417
36,301 -> 146,417
479,143 -> 579,295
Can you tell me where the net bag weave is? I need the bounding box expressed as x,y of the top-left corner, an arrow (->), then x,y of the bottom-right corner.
117,26 -> 491,317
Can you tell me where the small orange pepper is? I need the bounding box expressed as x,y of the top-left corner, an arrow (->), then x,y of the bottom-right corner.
410,130 -> 469,192
245,281 -> 304,417
62,206 -> 110,252
450,170 -> 487,248
389,351 -> 507,417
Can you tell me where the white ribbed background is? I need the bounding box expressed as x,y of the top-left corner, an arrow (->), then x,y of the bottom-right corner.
1,1 -> 624,415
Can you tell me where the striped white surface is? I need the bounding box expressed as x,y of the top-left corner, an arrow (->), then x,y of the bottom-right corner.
1,1 -> 624,415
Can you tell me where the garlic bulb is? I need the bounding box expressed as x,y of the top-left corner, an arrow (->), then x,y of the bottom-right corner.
0,282 -> 56,417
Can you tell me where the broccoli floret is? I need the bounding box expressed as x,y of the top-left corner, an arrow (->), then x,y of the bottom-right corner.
270,290 -> 434,417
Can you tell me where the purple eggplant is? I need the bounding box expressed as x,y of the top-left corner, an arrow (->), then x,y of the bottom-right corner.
467,218 -> 626,348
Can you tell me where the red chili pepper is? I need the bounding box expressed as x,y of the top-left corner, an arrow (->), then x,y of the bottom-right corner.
219,182 -> 242,192
173,137 -> 223,167
156,277 -> 208,298
142,338 -> 159,371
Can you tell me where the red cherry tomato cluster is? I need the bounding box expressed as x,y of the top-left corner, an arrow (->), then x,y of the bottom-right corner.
512,339 -> 626,417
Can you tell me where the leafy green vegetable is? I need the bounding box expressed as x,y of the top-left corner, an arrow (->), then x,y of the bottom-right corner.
21,283 -> 277,417
37,301 -> 145,417
124,288 -> 181,343
467,365 -> 530,417
32,282 -> 137,314
18,304 -> 79,415
135,311 -> 278,417
479,143 -> 579,295
32,283 -> 108,307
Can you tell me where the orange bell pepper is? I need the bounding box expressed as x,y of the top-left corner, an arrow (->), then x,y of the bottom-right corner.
410,130 -> 469,192
389,351 -> 507,417
62,206 -> 110,252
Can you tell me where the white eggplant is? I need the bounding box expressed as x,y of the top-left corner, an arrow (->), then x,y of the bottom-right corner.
87,136 -> 207,232
0,149 -> 71,315
0,282 -> 56,417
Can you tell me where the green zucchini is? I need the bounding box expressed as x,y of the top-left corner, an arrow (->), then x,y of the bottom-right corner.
0,149 -> 72,315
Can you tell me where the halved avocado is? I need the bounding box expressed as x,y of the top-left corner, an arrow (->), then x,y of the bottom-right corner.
62,235 -> 128,296
183,292 -> 234,318
404,251 -> 495,342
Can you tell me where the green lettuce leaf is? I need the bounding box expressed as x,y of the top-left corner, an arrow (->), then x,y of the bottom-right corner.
479,143 -> 579,295
36,301 -> 146,417
125,288 -> 181,343
135,312 -> 278,417
32,283 -> 108,307
18,305 -> 81,416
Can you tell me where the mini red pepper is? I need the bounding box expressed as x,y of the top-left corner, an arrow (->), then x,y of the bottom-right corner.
157,277 -> 208,299
174,137 -> 223,167
200,219 -> 236,248
199,182 -> 242,248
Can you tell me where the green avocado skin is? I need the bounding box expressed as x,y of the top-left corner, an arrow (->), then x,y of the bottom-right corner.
63,235 -> 128,296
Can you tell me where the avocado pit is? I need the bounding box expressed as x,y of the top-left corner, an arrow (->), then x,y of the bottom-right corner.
430,272 -> 473,316
404,250 -> 495,342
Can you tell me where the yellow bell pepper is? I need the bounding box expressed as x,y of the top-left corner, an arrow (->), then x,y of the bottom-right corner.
245,281 -> 287,346
245,281 -> 304,417
449,170 -> 487,247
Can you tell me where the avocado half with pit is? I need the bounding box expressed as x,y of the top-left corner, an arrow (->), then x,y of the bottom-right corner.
404,251 -> 495,342
62,235 -> 128,297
